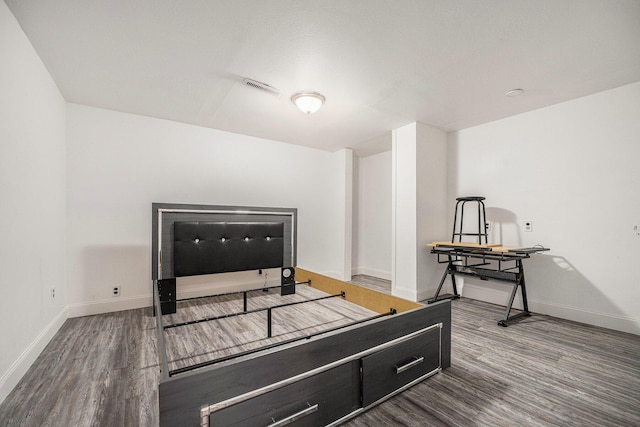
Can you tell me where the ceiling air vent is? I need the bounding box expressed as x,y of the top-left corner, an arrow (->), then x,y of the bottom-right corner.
242,78 -> 281,96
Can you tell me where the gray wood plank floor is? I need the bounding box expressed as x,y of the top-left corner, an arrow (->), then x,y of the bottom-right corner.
1,276 -> 639,426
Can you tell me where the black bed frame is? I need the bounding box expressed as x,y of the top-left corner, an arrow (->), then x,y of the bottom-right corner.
151,203 -> 451,426
158,296 -> 450,426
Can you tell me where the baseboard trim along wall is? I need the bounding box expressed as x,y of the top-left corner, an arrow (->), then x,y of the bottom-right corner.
66,276 -> 283,318
461,282 -> 525,311
0,307 -> 67,405
529,299 -> 640,336
351,267 -> 392,281
67,295 -> 151,318
391,286 -> 434,304
58,282 -> 640,335
461,282 -> 639,335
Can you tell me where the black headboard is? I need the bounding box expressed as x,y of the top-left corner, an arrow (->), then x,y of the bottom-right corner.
152,203 -> 296,280
173,222 -> 284,277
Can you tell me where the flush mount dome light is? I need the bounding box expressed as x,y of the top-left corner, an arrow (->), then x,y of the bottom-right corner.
506,88 -> 524,97
291,91 -> 325,114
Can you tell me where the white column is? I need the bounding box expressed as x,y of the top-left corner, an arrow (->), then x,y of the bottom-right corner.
392,124 -> 418,300
337,148 -> 353,281
415,123 -> 449,300
392,123 -> 448,301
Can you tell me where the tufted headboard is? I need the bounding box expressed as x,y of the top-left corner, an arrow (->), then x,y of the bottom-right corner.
152,203 -> 296,280
173,222 -> 284,277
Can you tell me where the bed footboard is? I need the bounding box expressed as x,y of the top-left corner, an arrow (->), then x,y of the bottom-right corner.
159,299 -> 451,426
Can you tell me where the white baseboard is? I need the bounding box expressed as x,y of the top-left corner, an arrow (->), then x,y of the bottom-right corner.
0,307 -> 67,405
529,299 -> 640,335
390,287 -> 416,301
318,270 -> 342,280
67,294 -> 151,318
461,281 -> 524,310
67,277 -> 284,318
351,267 -> 392,281
389,286 -> 434,303
461,281 -> 639,335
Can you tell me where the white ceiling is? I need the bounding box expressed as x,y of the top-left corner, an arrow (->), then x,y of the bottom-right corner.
6,0 -> 640,155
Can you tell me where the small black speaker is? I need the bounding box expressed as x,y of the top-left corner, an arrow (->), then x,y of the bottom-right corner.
156,278 -> 176,315
281,267 -> 295,296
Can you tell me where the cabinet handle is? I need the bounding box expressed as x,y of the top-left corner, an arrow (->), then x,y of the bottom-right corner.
266,403 -> 319,427
395,356 -> 424,374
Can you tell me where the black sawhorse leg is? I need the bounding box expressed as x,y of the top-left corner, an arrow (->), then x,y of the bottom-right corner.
428,255 -> 532,326
497,259 -> 531,327
428,255 -> 460,304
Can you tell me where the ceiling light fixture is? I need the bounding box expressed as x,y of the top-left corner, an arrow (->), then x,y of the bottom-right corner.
291,92 -> 325,114
505,88 -> 524,97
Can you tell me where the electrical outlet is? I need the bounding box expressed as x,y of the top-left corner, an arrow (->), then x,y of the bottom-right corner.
113,286 -> 120,297
525,221 -> 533,232
51,287 -> 55,299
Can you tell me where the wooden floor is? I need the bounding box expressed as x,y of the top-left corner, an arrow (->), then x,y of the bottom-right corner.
1,276 -> 639,426
347,277 -> 640,426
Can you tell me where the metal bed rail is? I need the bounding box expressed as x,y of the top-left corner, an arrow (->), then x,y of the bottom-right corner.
153,281 -> 170,380
170,309 -> 395,377
170,280 -> 311,307
163,292 -> 345,331
154,279 -> 400,378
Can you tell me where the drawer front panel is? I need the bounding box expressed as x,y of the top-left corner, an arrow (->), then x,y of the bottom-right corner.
362,326 -> 440,407
209,361 -> 360,426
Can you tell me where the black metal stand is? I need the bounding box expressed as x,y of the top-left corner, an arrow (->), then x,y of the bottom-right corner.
429,253 -> 462,303
428,246 -> 546,327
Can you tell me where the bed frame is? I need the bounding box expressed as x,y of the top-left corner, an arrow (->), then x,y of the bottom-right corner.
152,203 -> 451,426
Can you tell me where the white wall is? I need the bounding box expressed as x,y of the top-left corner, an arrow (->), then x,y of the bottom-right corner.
0,2 -> 67,403
354,151 -> 393,279
66,104 -> 347,316
450,81 -> 640,334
